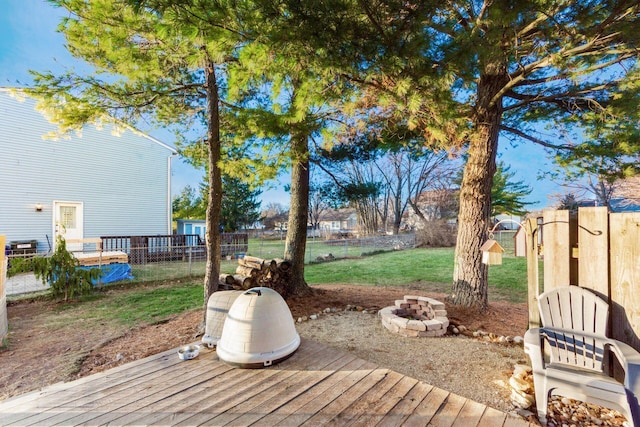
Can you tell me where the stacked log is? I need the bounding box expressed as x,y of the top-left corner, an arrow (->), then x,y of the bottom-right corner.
218,256 -> 292,296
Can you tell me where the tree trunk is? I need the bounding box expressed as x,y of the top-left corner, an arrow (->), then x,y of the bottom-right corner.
449,65 -> 508,311
284,133 -> 313,296
203,59 -> 222,317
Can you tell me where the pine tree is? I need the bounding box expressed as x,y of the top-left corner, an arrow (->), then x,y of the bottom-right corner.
27,0 -> 250,316
254,0 -> 640,309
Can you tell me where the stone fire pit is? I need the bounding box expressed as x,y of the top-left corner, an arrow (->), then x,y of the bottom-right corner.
379,295 -> 449,337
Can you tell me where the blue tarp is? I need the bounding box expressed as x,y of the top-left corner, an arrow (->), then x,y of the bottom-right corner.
78,263 -> 133,285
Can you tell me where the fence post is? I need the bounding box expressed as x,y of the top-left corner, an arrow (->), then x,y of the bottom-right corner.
578,207 -> 609,297
525,217 -> 541,328
609,212 -> 640,352
543,209 -> 576,290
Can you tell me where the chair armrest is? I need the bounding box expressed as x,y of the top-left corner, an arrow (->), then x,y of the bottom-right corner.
524,328 -> 545,370
606,338 -> 640,395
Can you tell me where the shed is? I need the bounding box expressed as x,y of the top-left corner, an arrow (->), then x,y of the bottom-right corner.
176,219 -> 207,241
514,226 -> 527,257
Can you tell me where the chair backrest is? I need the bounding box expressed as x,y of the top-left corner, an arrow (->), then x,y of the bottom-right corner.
538,286 -> 609,371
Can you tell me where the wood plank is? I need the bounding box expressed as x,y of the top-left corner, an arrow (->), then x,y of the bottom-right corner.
4,350 -> 212,426
374,381 -> 435,427
503,413 -> 535,426
525,217 -> 541,328
273,365 -> 380,426
347,376 -> 419,427
193,345 -> 353,426
0,338 -> 531,427
578,206 -> 609,298
451,398 -> 486,427
324,374 -> 417,426
425,392 -> 467,427
609,212 -> 640,353
227,362 -> 357,426
298,369 -> 402,426
94,364 -> 251,426
251,358 -> 375,426
543,209 -> 572,291
476,405 -> 507,427
401,386 -> 450,427
51,359 -> 237,426
1,350 -> 181,424
0,347 -> 178,411
152,366 -> 291,426
145,341 -> 330,426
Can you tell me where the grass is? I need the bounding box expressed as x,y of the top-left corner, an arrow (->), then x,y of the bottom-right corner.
12,246 -> 533,331
305,247 -> 531,302
49,281 -> 204,329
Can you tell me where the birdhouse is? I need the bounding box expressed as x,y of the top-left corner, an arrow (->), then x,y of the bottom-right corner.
481,239 -> 504,265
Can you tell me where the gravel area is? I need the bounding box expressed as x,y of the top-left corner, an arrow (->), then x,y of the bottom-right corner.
295,310 -> 527,414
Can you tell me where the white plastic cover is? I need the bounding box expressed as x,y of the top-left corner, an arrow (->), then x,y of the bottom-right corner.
202,290 -> 243,348
217,287 -> 300,368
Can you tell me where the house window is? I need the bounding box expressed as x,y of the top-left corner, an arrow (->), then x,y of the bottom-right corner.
60,206 -> 76,229
332,221 -> 340,229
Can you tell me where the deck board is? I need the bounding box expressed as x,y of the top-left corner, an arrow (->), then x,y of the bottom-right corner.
0,338 -> 533,426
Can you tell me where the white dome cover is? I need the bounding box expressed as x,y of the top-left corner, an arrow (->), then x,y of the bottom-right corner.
217,287 -> 300,368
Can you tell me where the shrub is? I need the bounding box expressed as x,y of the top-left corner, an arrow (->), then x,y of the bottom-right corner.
416,220 -> 457,247
9,237 -> 100,301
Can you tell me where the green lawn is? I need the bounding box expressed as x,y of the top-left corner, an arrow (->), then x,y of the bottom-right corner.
305,247 -> 530,302
28,245 -> 531,329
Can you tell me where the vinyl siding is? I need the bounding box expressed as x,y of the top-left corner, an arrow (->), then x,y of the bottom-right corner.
0,90 -> 177,252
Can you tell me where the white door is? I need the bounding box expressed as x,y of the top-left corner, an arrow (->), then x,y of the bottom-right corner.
53,201 -> 84,251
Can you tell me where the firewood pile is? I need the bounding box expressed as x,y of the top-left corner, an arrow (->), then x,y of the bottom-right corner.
218,255 -> 293,297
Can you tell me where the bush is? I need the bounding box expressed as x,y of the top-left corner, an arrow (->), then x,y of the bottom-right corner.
416,220 -> 457,247
9,237 -> 100,301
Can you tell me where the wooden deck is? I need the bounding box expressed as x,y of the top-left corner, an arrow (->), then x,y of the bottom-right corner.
0,339 -> 533,426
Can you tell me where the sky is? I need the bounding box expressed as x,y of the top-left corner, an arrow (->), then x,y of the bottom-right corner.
0,0 -> 560,211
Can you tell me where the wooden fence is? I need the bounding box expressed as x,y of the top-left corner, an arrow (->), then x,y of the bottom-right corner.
530,206 -> 640,352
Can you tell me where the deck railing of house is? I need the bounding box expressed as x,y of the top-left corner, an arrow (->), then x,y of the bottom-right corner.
100,233 -> 249,264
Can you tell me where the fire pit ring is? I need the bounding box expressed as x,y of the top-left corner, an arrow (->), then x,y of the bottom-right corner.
379,295 -> 449,337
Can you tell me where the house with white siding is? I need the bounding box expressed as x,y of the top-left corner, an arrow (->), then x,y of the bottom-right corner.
0,88 -> 178,253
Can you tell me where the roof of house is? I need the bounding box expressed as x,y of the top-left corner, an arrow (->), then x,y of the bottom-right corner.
318,208 -> 357,221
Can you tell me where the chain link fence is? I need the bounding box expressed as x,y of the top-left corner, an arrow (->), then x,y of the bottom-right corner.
6,233 -> 417,297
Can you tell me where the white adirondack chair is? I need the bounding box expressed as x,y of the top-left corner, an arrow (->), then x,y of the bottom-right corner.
524,286 -> 640,425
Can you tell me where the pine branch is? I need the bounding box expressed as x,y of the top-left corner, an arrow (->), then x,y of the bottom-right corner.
500,125 -> 574,150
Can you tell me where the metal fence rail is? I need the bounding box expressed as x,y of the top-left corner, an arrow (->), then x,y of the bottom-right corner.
6,233 -> 416,296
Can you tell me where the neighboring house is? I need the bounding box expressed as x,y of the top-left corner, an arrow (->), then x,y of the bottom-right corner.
0,89 -> 178,253
316,208 -> 358,235
403,189 -> 458,230
610,198 -> 640,212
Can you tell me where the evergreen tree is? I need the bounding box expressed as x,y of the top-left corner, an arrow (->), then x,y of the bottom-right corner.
220,176 -> 262,232
254,0 -> 640,309
172,186 -> 205,221
27,0 -> 255,315
491,163 -> 535,217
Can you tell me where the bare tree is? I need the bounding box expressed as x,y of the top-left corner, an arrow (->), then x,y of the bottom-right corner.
375,149 -> 458,233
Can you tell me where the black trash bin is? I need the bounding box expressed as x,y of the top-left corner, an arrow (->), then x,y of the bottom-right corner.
10,240 -> 38,256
